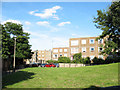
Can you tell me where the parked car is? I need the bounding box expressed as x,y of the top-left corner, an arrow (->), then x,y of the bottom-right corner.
41,63 -> 47,67
45,63 -> 56,67
37,63 -> 42,67
53,63 -> 59,68
29,62 -> 42,67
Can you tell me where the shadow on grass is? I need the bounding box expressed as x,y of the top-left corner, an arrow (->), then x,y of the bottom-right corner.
82,85 -> 120,90
2,71 -> 35,88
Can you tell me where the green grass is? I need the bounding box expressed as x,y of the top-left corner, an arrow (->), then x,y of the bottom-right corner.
3,63 -> 119,88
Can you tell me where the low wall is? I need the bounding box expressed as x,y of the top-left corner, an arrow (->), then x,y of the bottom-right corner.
59,63 -> 90,67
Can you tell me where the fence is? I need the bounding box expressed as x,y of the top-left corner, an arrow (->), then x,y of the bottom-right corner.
59,63 -> 90,67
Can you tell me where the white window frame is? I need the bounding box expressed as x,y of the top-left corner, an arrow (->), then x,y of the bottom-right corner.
71,40 -> 79,46
64,54 -> 67,57
90,39 -> 94,44
90,47 -> 95,52
59,49 -> 62,52
98,39 -> 103,44
60,54 -> 62,57
64,49 -> 67,52
81,40 -> 86,44
53,49 -> 58,53
82,47 -> 86,52
54,54 -> 58,58
98,47 -> 103,52
71,48 -> 79,54
42,55 -> 44,57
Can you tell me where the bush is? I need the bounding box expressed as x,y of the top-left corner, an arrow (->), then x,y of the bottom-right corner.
92,57 -> 104,64
73,53 -> 82,63
92,57 -> 98,64
58,57 -> 71,63
83,57 -> 91,64
105,56 -> 120,64
46,60 -> 58,63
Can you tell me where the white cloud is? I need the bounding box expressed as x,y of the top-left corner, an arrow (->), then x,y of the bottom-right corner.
29,6 -> 61,20
29,10 -> 38,15
36,21 -> 50,26
58,21 -> 71,26
25,21 -> 31,25
2,19 -> 22,24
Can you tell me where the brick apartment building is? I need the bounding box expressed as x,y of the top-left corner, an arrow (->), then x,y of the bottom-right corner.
52,47 -> 70,60
69,37 -> 104,60
37,50 -> 52,63
27,36 -> 104,63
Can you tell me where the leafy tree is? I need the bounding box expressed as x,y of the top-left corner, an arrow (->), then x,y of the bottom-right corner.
58,57 -> 71,63
1,22 -> 32,66
73,53 -> 82,63
94,1 -> 120,57
1,24 -> 12,60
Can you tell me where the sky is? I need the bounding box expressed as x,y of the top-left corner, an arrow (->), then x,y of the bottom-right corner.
2,2 -> 111,51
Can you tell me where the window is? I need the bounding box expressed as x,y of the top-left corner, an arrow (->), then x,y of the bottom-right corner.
42,55 -> 44,57
39,55 -> 41,57
64,49 -> 67,52
71,48 -> 79,53
98,47 -> 103,52
42,51 -> 44,53
82,47 -> 86,52
53,54 -> 58,58
64,54 -> 67,57
90,56 -> 94,60
90,39 -> 94,44
82,40 -> 86,44
71,40 -> 78,46
90,47 -> 95,52
60,54 -> 62,57
59,49 -> 62,52
98,55 -> 103,59
53,49 -> 58,53
98,39 -> 103,44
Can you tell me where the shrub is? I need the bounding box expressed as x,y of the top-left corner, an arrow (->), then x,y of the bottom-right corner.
83,57 -> 91,64
46,60 -> 58,63
73,53 -> 82,63
58,57 -> 71,63
105,56 -> 120,64
114,57 -> 120,63
92,57 -> 105,64
92,57 -> 98,64
105,57 -> 114,64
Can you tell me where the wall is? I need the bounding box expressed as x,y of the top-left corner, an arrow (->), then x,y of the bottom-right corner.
59,63 -> 90,67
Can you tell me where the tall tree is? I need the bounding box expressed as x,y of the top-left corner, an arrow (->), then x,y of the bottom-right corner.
93,1 -> 120,56
1,22 -> 32,65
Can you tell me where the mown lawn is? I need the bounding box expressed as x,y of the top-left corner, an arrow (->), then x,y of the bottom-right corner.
2,63 -> 119,88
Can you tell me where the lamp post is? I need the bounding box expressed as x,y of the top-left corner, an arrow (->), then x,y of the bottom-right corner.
13,36 -> 16,72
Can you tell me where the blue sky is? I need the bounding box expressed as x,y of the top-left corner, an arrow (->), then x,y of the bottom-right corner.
2,2 -> 111,50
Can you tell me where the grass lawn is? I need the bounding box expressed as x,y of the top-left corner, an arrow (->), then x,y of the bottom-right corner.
2,63 -> 119,88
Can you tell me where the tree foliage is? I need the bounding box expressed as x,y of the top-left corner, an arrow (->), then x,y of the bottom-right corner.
94,1 -> 120,56
73,53 -> 82,63
1,22 -> 32,64
58,57 -> 71,63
